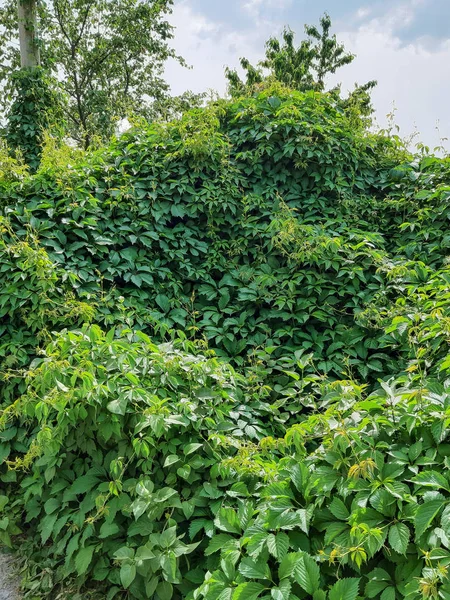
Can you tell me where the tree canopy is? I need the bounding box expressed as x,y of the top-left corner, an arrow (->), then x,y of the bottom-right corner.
0,0 -> 185,146
225,14 -> 376,118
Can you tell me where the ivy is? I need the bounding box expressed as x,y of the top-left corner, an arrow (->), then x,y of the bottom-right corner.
1,87 -> 410,383
1,87 -> 450,599
6,67 -> 64,171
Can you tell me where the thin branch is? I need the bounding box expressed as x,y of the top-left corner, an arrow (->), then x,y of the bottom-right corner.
73,0 -> 96,50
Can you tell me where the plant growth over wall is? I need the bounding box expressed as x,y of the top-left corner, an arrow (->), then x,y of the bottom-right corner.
1,88 -> 450,599
6,67 -> 64,170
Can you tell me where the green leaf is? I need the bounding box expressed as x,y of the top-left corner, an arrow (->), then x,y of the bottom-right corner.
238,557 -> 271,580
218,290 -> 230,310
120,563 -> 136,589
329,498 -> 349,521
107,396 -> 127,415
271,580 -> 291,600
156,581 -> 173,600
114,547 -> 135,560
380,588 -> 396,600
163,454 -> 180,467
328,578 -> 360,600
0,496 -> 8,512
247,532 -> 268,558
278,552 -> 300,580
44,497 -> 60,515
40,513 -> 58,545
388,523 -> 410,554
205,534 -> 233,556
442,505 -> 450,534
184,443 -> 203,455
65,473 -> 100,497
214,508 -> 241,534
155,294 -> 170,313
99,521 -> 120,539
295,552 -> 320,594
365,578 -> 389,599
415,499 -> 446,539
75,545 -> 95,576
232,582 -> 265,600
411,471 -> 450,491
267,532 -> 289,561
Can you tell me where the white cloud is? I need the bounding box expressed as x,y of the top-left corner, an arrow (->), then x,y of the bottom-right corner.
356,7 -> 372,20
334,4 -> 450,150
165,0 -> 267,96
166,0 -> 450,151
242,0 -> 293,19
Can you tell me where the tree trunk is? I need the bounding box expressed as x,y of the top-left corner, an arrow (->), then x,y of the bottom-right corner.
17,0 -> 40,68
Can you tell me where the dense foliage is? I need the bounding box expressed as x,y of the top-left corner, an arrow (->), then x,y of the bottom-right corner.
225,15 -> 376,117
6,67 -> 63,170
1,88 -> 407,382
1,89 -> 450,599
0,0 -> 186,146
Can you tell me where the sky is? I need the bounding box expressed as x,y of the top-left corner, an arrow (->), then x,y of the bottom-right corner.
164,0 -> 450,151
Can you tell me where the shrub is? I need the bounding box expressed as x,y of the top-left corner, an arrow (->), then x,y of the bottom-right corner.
0,217 -> 94,405
0,87 -> 418,382
2,88 -> 450,599
4,310 -> 450,599
1,325 -> 249,598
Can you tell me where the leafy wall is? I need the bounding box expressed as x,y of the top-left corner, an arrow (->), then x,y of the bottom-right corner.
1,88 -> 450,600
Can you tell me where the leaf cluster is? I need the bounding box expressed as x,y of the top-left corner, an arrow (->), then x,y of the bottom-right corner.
1,88 -> 450,600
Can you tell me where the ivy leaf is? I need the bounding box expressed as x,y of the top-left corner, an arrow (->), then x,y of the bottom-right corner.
156,581 -> 173,600
205,534 -> 233,556
120,563 -> 136,589
218,290 -> 230,310
295,552 -> 320,594
380,588 -> 396,600
365,579 -> 389,599
99,521 -> 120,539
388,523 -> 410,554
184,443 -> 203,456
107,396 -> 127,416
238,557 -> 271,580
271,579 -> 291,600
267,532 -> 289,561
214,508 -> 241,534
441,505 -> 450,534
411,471 -> 450,491
247,532 -> 268,558
329,498 -> 349,521
155,294 -> 170,313
365,568 -> 391,598
44,497 -> 60,515
163,454 -> 180,467
328,578 -> 360,600
278,552 -> 301,580
75,545 -> 95,576
415,499 -> 446,539
40,513 -> 58,545
232,582 -> 265,600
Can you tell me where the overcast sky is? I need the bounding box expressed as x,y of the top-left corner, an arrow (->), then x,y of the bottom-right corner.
165,0 -> 450,151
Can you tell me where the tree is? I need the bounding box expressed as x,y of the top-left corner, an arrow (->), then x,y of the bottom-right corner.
225,13 -> 375,117
0,0 -> 185,147
17,0 -> 40,67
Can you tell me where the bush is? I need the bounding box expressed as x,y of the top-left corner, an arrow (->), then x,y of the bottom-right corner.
1,325 -> 248,598
4,312 -> 450,599
1,87 -> 407,382
2,88 -> 450,599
